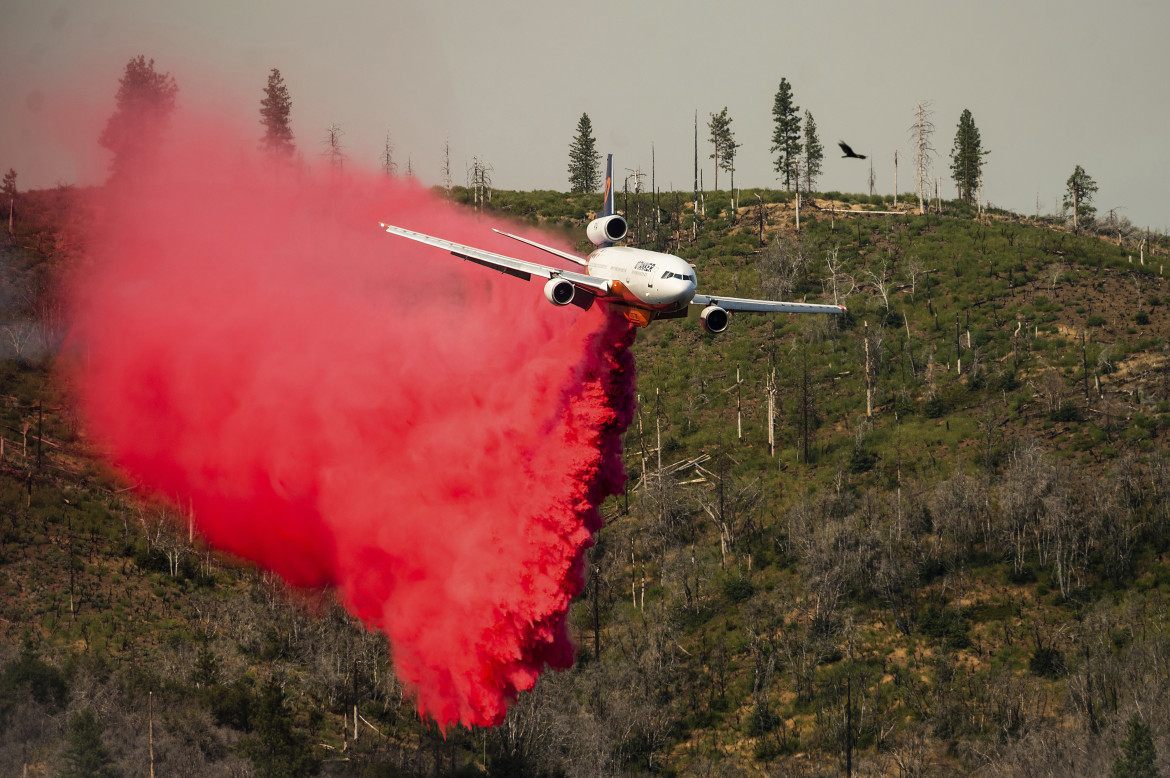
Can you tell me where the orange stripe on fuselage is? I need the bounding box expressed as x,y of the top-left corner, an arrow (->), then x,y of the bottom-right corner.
603,280 -> 688,328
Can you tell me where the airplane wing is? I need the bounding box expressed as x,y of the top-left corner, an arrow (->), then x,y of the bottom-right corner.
492,229 -> 589,267
380,223 -> 610,295
691,293 -> 847,315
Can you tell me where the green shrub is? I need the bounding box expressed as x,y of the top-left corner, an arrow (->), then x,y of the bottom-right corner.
1049,404 -> 1085,423
918,606 -> 971,649
0,646 -> 68,713
1028,647 -> 1066,679
882,309 -> 904,328
746,702 -> 780,736
994,370 -> 1021,392
849,446 -> 876,473
721,574 -> 755,603
924,395 -> 949,418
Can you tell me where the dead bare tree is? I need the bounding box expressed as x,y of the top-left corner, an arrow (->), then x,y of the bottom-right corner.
324,123 -> 346,169
441,137 -> 452,199
2,321 -> 37,360
909,102 -> 935,216
865,257 -> 893,315
467,156 -> 494,210
758,234 -> 808,300
823,245 -> 856,308
379,131 -> 397,177
904,256 -> 926,299
997,443 -> 1058,578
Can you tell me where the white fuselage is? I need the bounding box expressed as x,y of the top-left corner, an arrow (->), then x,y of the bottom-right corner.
585,246 -> 698,311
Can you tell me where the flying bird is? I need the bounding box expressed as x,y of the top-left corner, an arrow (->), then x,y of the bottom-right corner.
838,141 -> 867,160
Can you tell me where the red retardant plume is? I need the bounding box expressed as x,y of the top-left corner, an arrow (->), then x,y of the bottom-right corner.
66,115 -> 636,727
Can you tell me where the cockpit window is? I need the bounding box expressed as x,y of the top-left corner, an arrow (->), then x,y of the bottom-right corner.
661,271 -> 672,279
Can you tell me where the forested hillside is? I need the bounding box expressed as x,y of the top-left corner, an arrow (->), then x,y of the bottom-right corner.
3,184 -> 1170,776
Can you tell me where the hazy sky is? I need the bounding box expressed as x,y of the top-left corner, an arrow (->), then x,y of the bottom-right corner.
3,1 -> 1168,231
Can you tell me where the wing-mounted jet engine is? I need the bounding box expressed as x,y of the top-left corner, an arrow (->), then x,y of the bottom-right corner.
543,277 -> 577,306
699,304 -> 730,334
586,214 -> 628,246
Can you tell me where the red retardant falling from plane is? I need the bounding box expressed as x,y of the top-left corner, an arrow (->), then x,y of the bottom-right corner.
67,116 -> 636,727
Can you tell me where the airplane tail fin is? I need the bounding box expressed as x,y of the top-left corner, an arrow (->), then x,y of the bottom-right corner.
600,154 -> 614,217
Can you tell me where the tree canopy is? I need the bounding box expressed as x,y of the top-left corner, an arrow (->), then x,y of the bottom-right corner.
1064,164 -> 1099,232
259,68 -> 295,156
1111,715 -> 1160,778
237,678 -> 322,777
60,709 -> 116,778
802,110 -> 823,192
770,78 -> 802,190
568,113 -> 601,193
98,55 -> 178,178
707,107 -> 739,191
949,109 -> 986,204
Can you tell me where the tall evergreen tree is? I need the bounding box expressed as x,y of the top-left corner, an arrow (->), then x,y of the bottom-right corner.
60,709 -> 116,778
1111,715 -> 1159,778
98,55 -> 178,178
770,78 -> 802,190
237,678 -> 322,777
567,113 -> 601,193
707,107 -> 739,191
949,109 -> 985,204
802,110 -> 823,192
259,68 -> 295,156
1063,164 -> 1098,233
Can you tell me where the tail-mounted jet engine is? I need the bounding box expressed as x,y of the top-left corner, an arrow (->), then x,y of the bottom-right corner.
586,214 -> 628,246
699,304 -> 730,334
543,277 -> 577,306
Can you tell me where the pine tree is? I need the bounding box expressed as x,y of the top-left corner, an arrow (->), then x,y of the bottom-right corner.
259,68 -> 295,156
802,111 -> 823,192
1111,715 -> 1159,778
237,678 -> 322,777
949,109 -> 985,204
707,107 -> 739,191
60,709 -> 116,778
192,645 -> 220,688
567,113 -> 601,193
1064,164 -> 1099,233
98,55 -> 178,178
770,78 -> 802,190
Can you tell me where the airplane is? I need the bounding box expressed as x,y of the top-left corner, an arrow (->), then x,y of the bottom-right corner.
380,155 -> 846,332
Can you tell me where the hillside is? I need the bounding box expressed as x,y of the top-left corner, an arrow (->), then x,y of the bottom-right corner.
3,184 -> 1170,776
